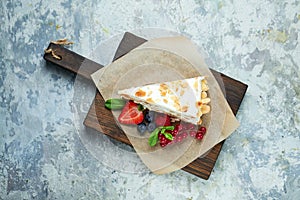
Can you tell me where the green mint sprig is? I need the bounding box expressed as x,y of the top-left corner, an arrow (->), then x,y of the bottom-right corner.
148,126 -> 174,147
105,98 -> 126,110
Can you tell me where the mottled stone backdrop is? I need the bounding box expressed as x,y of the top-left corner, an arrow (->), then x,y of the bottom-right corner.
0,0 -> 299,199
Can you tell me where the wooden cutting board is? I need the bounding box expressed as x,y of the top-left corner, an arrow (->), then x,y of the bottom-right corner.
43,32 -> 248,179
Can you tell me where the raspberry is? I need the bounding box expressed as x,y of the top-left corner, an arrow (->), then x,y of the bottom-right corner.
160,135 -> 167,144
159,134 -> 173,148
170,129 -> 178,136
175,124 -> 183,132
155,114 -> 171,126
158,133 -> 163,140
160,142 -> 167,147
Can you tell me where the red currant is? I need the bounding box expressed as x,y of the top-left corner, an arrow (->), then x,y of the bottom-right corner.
172,136 -> 177,143
195,132 -> 204,140
176,135 -> 183,143
199,126 -> 206,134
197,130 -> 205,135
161,137 -> 167,144
160,142 -> 167,147
187,123 -> 196,130
182,132 -> 188,138
168,140 -> 174,145
181,122 -> 195,130
190,130 -> 197,137
158,133 -> 163,140
175,124 -> 183,132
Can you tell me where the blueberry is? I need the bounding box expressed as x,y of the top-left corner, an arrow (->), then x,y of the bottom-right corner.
145,111 -> 155,123
137,122 -> 147,135
147,122 -> 156,132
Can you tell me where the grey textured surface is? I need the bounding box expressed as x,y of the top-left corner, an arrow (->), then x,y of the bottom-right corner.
1,0 -> 299,199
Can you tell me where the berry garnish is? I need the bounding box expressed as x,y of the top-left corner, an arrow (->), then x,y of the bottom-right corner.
176,135 -> 183,143
199,126 -> 207,134
182,132 -> 188,138
160,142 -> 167,148
148,126 -> 174,147
170,129 -> 178,136
160,135 -> 167,144
145,111 -> 155,123
158,133 -> 163,140
195,132 -> 204,140
137,122 -> 147,134
182,122 -> 196,130
147,122 -> 156,132
189,130 -> 197,137
148,123 -> 207,146
118,101 -> 144,125
155,114 -> 171,126
175,124 -> 183,132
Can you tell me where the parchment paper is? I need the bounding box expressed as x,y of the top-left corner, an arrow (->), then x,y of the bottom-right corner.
91,36 -> 239,174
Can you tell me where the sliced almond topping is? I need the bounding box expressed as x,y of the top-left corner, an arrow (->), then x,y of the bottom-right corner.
197,110 -> 203,117
159,84 -> 169,96
160,83 -> 169,90
160,90 -> 167,96
146,98 -> 154,104
163,98 -> 168,104
170,95 -> 179,102
135,89 -> 146,97
180,90 -> 185,96
201,82 -> 209,91
200,98 -> 211,104
201,105 -> 210,114
201,91 -> 207,99
181,81 -> 188,88
181,105 -> 189,112
169,95 -> 180,111
196,101 -> 202,108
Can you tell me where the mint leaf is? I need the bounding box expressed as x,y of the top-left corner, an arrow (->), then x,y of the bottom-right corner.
148,128 -> 160,147
164,126 -> 174,131
104,99 -> 126,110
163,133 -> 173,140
137,104 -> 144,111
148,126 -> 175,147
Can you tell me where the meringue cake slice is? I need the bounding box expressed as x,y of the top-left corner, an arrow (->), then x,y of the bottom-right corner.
118,76 -> 210,125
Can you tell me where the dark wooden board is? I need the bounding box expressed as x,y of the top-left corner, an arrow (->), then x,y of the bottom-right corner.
44,32 -> 248,179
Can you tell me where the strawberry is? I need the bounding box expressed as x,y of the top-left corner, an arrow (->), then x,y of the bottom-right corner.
118,101 -> 144,125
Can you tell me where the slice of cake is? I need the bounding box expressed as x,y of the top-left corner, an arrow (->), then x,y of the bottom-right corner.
118,76 -> 211,125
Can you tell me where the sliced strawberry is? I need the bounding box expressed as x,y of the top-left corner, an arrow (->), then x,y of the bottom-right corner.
118,101 -> 144,125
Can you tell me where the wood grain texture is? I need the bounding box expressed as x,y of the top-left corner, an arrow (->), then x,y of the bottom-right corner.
44,32 -> 248,180
44,43 -> 103,80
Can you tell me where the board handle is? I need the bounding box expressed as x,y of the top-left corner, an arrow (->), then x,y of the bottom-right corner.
43,32 -> 147,80
43,43 -> 102,80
